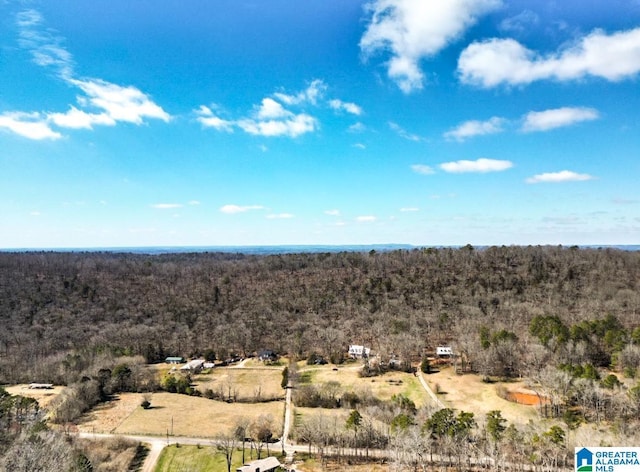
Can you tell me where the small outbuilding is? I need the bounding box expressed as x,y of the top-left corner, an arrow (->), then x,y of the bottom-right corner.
180,359 -> 205,372
236,456 -> 281,472
165,357 -> 184,364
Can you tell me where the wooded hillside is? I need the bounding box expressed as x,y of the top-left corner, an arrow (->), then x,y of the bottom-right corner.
1,246 -> 639,384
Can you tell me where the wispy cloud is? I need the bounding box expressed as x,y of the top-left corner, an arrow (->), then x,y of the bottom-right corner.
521,107 -> 599,132
410,164 -> 435,175
220,204 -> 265,214
389,122 -> 421,141
273,79 -> 327,105
356,215 -> 377,223
360,0 -> 501,93
348,122 -> 366,133
440,158 -> 513,173
324,209 -> 341,216
266,213 -> 294,219
400,207 -> 419,212
3,8 -> 170,140
329,99 -> 362,116
459,27 -> 640,87
526,170 -> 595,183
195,106 -> 234,132
444,116 -> 506,141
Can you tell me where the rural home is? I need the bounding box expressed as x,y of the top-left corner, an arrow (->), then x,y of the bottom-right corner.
236,456 -> 281,472
436,346 -> 453,357
348,344 -> 371,359
165,356 -> 184,364
258,349 -> 278,362
179,359 -> 205,372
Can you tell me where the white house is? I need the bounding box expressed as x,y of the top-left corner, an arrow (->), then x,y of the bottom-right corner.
348,345 -> 371,358
436,346 -> 453,357
236,456 -> 281,472
180,359 -> 205,372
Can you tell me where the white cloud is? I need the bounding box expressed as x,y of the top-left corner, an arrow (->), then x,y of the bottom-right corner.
444,116 -> 505,141
48,106 -> 115,129
188,200 -> 201,206
266,213 -> 294,219
440,158 -> 513,173
459,27 -> 640,87
360,0 -> 501,93
17,9 -> 74,79
274,79 -> 327,105
526,170 -> 595,184
348,122 -> 367,133
70,78 -> 170,125
151,203 -> 183,209
411,164 -> 435,175
329,99 -> 363,115
5,9 -> 170,140
356,215 -> 377,223
220,204 -> 265,214
195,106 -> 234,132
237,114 -> 317,138
389,122 -> 421,141
256,98 -> 291,119
521,107 -> 599,132
498,10 -> 539,34
0,112 -> 61,140
324,209 -> 341,216
353,143 -> 366,149
400,207 -> 419,212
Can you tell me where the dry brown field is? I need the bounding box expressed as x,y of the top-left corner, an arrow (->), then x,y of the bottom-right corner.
5,384 -> 65,408
78,392 -> 284,438
424,366 -> 539,425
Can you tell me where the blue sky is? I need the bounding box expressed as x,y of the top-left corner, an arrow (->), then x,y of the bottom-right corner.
1,0 -> 639,248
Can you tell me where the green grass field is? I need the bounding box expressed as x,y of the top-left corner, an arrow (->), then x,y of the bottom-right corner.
155,445 -> 273,472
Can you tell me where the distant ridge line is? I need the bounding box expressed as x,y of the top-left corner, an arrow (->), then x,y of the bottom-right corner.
1,244 -> 639,255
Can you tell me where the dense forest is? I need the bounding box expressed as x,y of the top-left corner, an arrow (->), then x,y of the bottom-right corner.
1,245 -> 639,384
2,246 -> 640,470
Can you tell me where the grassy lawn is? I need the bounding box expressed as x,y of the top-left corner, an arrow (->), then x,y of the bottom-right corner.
114,393 -> 284,437
155,445 -> 267,472
299,363 -> 429,407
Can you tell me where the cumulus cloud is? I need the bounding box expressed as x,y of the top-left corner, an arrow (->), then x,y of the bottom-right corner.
411,164 -> 435,175
356,215 -> 377,223
459,27 -> 640,87
329,99 -> 363,115
521,107 -> 599,132
69,78 -> 170,125
0,112 -> 61,140
237,114 -> 317,138
360,0 -> 501,93
47,106 -> 115,129
440,158 -> 513,173
444,116 -> 506,141
526,170 -> 595,184
220,204 -> 265,214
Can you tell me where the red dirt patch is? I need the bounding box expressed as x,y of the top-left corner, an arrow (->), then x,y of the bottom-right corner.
506,390 -> 549,406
